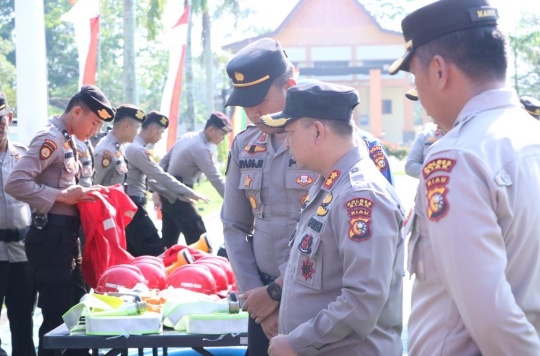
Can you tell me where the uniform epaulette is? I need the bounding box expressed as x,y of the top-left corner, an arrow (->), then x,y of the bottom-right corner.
235,124 -> 257,136
12,142 -> 29,150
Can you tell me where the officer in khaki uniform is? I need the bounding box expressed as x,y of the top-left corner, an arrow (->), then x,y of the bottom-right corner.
390,0 -> 540,354
405,123 -> 445,179
221,38 -> 318,355
0,92 -> 36,356
94,104 -> 145,186
261,83 -> 404,356
74,138 -> 94,187
159,111 -> 232,247
124,111 -> 208,257
5,85 -> 114,356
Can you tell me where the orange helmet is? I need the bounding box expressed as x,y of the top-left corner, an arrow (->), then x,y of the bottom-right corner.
167,264 -> 217,296
131,257 -> 167,290
95,264 -> 147,294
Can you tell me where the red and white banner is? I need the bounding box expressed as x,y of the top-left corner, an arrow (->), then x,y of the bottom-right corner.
61,0 -> 100,87
160,5 -> 190,152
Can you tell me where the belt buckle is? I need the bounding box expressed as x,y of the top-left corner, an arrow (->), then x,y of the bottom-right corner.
32,213 -> 48,230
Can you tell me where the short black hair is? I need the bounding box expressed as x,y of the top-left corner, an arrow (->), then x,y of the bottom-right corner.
301,117 -> 354,137
64,95 -> 91,114
415,26 -> 507,82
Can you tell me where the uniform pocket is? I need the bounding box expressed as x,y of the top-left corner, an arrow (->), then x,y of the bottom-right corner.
292,233 -> 322,290
239,171 -> 263,218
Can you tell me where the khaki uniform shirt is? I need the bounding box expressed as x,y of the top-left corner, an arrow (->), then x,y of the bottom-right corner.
0,141 -> 31,262
94,131 -> 128,186
160,130 -> 225,197
75,138 -> 94,187
405,127 -> 444,178
408,88 -> 540,355
5,116 -> 79,216
124,135 -> 193,202
280,146 -> 404,356
221,126 -> 317,293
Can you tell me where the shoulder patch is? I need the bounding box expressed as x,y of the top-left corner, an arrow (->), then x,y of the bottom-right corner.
422,158 -> 456,180
426,175 -> 450,221
345,197 -> 374,242
102,150 -> 113,168
39,139 -> 57,160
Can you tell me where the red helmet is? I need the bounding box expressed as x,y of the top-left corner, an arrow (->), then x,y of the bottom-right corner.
193,259 -> 229,297
196,256 -> 236,287
167,264 -> 217,295
131,257 -> 167,290
95,264 -> 147,294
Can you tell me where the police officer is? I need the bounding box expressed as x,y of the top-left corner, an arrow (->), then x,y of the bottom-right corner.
221,38 -> 318,355
405,123 -> 445,178
94,104 -> 145,186
520,95 -> 540,119
389,0 -> 540,354
262,82 -> 404,355
124,111 -> 209,257
159,111 -> 232,247
0,92 -> 36,356
5,84 -> 114,356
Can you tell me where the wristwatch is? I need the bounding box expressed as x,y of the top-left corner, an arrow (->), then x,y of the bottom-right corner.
266,281 -> 282,302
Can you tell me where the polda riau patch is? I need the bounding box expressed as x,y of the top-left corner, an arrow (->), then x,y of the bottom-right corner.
426,175 -> 450,221
345,197 -> 374,242
40,139 -> 57,160
102,151 -> 113,168
422,158 -> 456,180
369,145 -> 389,171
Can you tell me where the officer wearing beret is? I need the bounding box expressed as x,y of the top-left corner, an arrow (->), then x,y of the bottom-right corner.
5,84 -> 114,356
221,38 -> 318,355
159,111 -> 232,247
94,104 -> 145,186
390,0 -> 540,354
0,92 -> 36,355
520,95 -> 540,120
260,83 -> 404,355
124,110 -> 209,257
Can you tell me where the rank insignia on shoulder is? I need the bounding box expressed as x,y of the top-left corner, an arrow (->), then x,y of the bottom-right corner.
40,139 -> 57,160
323,170 -> 340,189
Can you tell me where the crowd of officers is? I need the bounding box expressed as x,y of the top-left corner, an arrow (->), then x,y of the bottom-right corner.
2,0 -> 540,355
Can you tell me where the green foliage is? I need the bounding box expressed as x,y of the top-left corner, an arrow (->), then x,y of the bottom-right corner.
382,142 -> 409,161
194,176 -> 224,218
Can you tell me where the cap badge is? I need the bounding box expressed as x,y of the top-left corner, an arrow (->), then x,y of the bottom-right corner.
136,110 -> 145,119
160,117 -> 168,126
0,104 -> 5,110
97,109 -> 112,120
234,71 -> 245,82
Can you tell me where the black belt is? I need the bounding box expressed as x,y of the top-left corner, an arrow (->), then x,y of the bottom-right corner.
31,213 -> 79,230
0,228 -> 28,242
173,176 -> 194,189
129,196 -> 147,205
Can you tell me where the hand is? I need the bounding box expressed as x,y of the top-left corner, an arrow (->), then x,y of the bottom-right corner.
268,334 -> 296,356
240,286 -> 279,324
152,192 -> 162,210
191,191 -> 210,204
56,185 -> 101,205
261,308 -> 279,339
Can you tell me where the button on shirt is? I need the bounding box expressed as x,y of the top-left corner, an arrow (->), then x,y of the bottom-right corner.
280,146 -> 404,355
160,130 -> 225,196
408,88 -> 540,355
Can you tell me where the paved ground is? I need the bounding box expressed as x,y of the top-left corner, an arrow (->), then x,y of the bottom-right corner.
0,172 -> 420,354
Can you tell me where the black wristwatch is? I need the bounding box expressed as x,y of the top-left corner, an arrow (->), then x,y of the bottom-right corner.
266,281 -> 282,302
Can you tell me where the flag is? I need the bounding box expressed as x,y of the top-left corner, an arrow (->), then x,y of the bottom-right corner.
160,5 -> 191,152
61,0 -> 100,87
229,106 -> 248,148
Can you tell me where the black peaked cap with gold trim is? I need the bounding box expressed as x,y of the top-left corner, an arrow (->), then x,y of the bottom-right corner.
77,84 -> 115,122
225,38 -> 291,108
115,104 -> 146,123
260,82 -> 359,129
389,0 -> 499,75
405,88 -> 418,101
520,96 -> 540,119
144,110 -> 169,128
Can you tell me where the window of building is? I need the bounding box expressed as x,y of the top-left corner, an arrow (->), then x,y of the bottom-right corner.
382,99 -> 392,114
